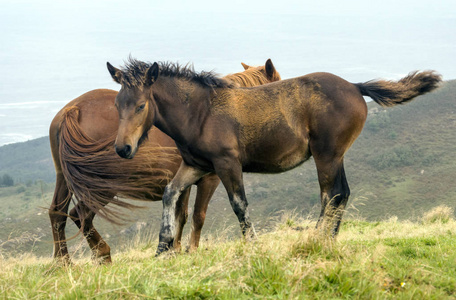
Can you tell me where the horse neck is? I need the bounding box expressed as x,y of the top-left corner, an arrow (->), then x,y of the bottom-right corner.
151,77 -> 211,144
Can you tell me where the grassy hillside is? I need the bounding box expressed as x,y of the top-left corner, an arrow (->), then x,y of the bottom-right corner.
1,212 -> 455,299
0,80 -> 455,258
0,136 -> 55,183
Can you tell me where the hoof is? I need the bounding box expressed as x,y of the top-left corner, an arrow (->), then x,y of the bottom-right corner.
93,255 -> 112,265
53,255 -> 72,267
45,257 -> 72,275
245,226 -> 257,241
155,240 -> 174,257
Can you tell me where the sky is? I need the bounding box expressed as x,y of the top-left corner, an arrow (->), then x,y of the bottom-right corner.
0,0 -> 455,145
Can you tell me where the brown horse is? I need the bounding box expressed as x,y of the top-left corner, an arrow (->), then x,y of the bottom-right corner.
48,59 -> 281,264
107,58 -> 441,255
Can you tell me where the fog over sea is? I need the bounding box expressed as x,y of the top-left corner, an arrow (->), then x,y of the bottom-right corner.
1,0 -> 455,146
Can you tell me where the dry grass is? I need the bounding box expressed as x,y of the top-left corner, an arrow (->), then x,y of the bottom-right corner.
1,207 -> 456,299
422,204 -> 454,224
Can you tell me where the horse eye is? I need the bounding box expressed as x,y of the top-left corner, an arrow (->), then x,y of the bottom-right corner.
136,104 -> 145,112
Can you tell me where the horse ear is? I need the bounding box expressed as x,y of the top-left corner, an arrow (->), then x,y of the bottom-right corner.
241,62 -> 250,70
145,62 -> 159,86
265,59 -> 276,79
107,62 -> 122,84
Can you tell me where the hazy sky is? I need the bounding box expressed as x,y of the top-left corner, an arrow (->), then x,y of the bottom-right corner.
22,0 -> 453,17
0,0 -> 455,144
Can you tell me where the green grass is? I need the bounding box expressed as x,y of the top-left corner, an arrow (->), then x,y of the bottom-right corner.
1,215 -> 456,299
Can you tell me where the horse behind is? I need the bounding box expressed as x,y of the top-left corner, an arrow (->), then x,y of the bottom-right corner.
107,58 -> 441,255
48,59 -> 281,264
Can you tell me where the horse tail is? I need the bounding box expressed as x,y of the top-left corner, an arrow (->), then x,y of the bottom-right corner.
58,106 -> 178,224
354,71 -> 442,107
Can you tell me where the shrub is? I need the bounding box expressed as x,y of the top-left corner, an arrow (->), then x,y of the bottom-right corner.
365,112 -> 391,133
16,186 -> 26,193
368,145 -> 417,170
1,174 -> 14,187
422,205 -> 454,224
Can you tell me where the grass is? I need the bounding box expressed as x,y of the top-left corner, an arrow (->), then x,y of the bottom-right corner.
1,210 -> 456,299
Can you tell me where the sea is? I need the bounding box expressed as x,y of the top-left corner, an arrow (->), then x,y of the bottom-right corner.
1,0 -> 455,146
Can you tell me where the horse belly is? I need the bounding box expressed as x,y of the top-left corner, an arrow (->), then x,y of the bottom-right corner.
243,137 -> 310,173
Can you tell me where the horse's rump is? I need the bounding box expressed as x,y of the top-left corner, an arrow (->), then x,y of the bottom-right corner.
58,106 -> 178,223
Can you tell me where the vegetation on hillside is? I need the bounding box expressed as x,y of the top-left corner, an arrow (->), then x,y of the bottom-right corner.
0,174 -> 14,187
0,136 -> 55,183
1,208 -> 455,299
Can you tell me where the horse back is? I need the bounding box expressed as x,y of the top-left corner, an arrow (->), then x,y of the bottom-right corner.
209,73 -> 368,172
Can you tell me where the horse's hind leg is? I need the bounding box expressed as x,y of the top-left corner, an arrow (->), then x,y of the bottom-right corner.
173,186 -> 191,252
188,173 -> 220,252
69,202 -> 112,264
49,172 -> 72,264
313,154 -> 350,237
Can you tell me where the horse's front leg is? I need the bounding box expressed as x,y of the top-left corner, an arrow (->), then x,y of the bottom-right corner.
214,158 -> 256,240
156,161 -> 208,256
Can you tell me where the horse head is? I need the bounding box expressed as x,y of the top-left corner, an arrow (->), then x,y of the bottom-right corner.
241,59 -> 281,82
107,61 -> 159,159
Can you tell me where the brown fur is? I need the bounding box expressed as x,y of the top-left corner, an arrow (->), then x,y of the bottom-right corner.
49,60 -> 281,263
107,58 -> 441,255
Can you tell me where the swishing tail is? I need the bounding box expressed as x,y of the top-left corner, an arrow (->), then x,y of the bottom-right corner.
58,106 -> 178,224
354,71 -> 442,107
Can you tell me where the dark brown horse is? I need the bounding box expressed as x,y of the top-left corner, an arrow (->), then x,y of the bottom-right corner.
48,59 -> 281,264
107,58 -> 441,255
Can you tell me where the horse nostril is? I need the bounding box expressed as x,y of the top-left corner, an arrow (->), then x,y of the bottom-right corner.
115,144 -> 132,158
124,144 -> 132,156
115,145 -> 123,157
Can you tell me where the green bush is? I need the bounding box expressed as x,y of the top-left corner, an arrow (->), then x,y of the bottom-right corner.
368,145 -> 417,170
365,112 -> 391,133
16,186 -> 26,193
0,174 -> 14,187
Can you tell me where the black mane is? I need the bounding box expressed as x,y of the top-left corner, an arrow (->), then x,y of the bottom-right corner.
120,57 -> 233,89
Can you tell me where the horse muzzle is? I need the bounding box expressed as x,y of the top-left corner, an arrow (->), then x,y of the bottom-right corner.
115,144 -> 134,159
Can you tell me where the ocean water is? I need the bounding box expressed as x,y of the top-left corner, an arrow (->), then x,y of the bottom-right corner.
1,1 -> 455,146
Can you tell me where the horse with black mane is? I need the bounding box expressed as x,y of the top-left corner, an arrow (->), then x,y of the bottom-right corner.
106,58 -> 441,255
48,59 -> 280,264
